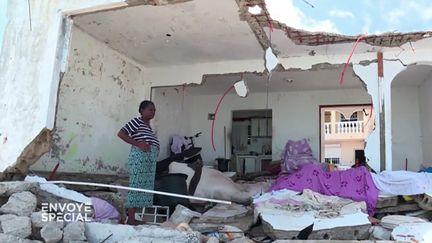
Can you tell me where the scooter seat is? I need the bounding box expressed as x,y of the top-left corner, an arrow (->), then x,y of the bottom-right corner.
182,147 -> 202,158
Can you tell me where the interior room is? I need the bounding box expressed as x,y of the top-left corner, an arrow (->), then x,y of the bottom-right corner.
232,109 -> 272,174
29,1 -> 374,175
391,64 -> 432,171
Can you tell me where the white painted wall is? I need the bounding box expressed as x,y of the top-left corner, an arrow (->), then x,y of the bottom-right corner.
353,60 -> 406,171
152,87 -> 192,159
171,88 -> 372,165
391,86 -> 422,170
419,77 -> 432,165
0,1 -> 7,52
0,0 -> 125,172
31,26 -> 146,174
340,141 -> 365,166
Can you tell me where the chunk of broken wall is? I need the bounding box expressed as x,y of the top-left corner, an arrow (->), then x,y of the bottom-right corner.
0,0 -> 129,174
3,0 -> 432,175
31,26 -> 146,174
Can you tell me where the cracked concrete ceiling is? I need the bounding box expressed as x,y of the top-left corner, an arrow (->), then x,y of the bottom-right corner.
74,0 -> 432,68
185,65 -> 364,95
73,0 -> 264,67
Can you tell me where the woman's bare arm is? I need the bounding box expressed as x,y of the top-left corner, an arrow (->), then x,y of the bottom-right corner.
117,130 -> 150,151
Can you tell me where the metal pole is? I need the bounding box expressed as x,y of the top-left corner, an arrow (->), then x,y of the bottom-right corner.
43,180 -> 231,205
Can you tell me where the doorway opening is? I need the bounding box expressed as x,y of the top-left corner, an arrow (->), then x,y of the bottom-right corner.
320,104 -> 374,168
232,109 -> 272,174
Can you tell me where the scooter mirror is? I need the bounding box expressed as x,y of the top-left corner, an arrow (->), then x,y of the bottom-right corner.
234,80 -> 249,98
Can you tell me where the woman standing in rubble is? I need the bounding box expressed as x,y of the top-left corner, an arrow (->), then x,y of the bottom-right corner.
117,100 -> 159,225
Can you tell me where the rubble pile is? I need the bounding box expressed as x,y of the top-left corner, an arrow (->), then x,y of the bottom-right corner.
0,181 -> 203,243
0,181 -> 86,243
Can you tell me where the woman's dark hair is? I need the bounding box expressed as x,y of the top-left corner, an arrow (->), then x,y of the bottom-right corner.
139,100 -> 154,113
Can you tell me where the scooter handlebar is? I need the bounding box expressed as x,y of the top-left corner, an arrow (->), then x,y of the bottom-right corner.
184,132 -> 202,140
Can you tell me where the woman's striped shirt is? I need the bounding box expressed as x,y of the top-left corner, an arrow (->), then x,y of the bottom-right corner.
121,117 -> 160,149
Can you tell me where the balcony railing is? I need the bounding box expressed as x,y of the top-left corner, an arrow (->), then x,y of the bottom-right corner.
324,121 -> 365,139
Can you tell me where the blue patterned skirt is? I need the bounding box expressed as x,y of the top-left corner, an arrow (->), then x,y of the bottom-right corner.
126,145 -> 159,208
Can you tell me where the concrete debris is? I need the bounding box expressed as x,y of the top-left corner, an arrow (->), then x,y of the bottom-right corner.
0,181 -> 38,196
0,233 -> 42,243
0,191 -> 37,216
63,222 -> 86,243
40,221 -> 63,243
85,222 -> 200,243
0,214 -> 32,238
25,176 -> 91,204
0,176 -> 429,242
376,195 -> 398,208
254,189 -> 371,240
369,225 -> 391,240
206,236 -> 219,243
202,203 -> 249,220
381,215 -> 427,229
228,236 -> 255,243
31,211 -> 49,228
391,222 -> 432,242
169,204 -> 201,225
191,212 -> 255,232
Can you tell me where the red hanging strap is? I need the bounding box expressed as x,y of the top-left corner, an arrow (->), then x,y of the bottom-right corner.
210,85 -> 235,151
340,35 -> 366,86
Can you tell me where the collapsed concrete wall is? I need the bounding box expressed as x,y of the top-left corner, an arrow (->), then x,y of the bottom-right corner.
3,0 -> 432,175
0,0 -> 132,174
31,26 -> 146,174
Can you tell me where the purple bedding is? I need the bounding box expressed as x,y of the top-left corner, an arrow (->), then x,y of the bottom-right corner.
269,163 -> 379,215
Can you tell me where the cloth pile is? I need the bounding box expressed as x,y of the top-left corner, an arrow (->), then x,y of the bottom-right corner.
270,163 -> 379,215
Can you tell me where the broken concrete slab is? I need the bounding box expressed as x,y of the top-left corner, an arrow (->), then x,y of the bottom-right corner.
381,215 -> 427,229
376,196 -> 398,208
391,222 -> 432,242
228,236 -> 255,243
40,221 -> 63,243
63,222 -> 86,243
375,202 -> 421,214
0,214 -> 32,238
0,233 -> 43,243
263,220 -> 370,240
0,181 -> 38,196
25,176 -> 91,204
369,225 -> 391,240
0,191 -> 37,216
273,241 -> 395,243
169,204 -> 201,225
202,203 -> 249,219
84,222 -> 200,243
190,213 -> 255,233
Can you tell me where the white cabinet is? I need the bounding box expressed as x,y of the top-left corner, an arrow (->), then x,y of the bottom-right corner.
267,118 -> 272,136
251,118 -> 271,137
251,119 -> 260,136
